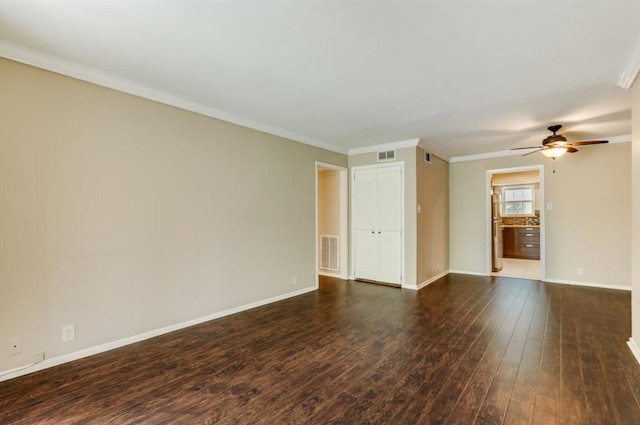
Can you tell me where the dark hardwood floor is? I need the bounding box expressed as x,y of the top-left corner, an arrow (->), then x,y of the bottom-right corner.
1,274 -> 639,424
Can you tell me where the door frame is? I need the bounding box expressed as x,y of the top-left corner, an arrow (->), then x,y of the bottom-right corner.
350,162 -> 405,285
315,162 -> 349,287
485,165 -> 545,279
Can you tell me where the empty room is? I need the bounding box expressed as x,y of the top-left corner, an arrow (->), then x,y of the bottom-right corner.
2,2 -> 640,424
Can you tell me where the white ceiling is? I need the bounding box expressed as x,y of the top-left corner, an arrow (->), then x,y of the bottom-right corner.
1,1 -> 639,158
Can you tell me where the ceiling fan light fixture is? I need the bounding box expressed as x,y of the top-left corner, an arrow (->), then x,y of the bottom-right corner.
541,147 -> 568,158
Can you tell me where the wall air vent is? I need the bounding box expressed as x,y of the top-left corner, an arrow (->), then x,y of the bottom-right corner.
424,152 -> 432,163
378,150 -> 396,162
321,235 -> 339,271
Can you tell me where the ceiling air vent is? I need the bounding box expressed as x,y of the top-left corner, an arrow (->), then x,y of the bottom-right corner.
424,152 -> 432,163
378,150 -> 396,162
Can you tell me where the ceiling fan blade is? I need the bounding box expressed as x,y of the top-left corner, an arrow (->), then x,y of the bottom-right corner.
566,147 -> 578,153
522,149 -> 542,156
511,146 -> 541,150
568,140 -> 608,146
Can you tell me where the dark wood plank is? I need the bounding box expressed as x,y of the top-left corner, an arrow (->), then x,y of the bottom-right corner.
1,275 -> 639,425
503,280 -> 548,424
531,284 -> 562,425
446,281 -> 536,425
559,287 -> 591,425
389,277 -> 526,424
474,283 -> 541,424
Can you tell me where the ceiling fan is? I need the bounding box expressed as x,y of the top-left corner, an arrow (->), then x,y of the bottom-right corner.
511,125 -> 608,159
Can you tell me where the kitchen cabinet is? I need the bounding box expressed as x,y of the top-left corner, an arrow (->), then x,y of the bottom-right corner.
502,227 -> 517,258
502,226 -> 540,260
517,227 -> 540,260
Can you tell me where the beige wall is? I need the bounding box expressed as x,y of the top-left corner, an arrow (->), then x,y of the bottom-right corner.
317,169 -> 340,273
416,148 -> 449,284
491,170 -> 539,186
349,148 -> 417,286
450,143 -> 631,288
0,58 -> 346,374
632,80 -> 640,346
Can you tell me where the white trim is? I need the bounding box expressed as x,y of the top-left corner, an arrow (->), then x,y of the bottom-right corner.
0,286 -> 316,382
403,270 -> 450,291
542,278 -> 631,292
618,38 -> 640,89
606,134 -> 633,144
316,162 -> 349,282
339,170 -> 349,279
627,338 -> 640,365
451,149 -> 529,163
348,138 -> 420,155
450,271 -> 631,291
3,38 -> 634,159
317,162 -> 347,172
318,271 -> 342,278
450,135 -> 632,163
448,270 -> 490,277
0,40 -> 346,155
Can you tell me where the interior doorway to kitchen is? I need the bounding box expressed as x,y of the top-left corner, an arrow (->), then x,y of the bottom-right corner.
487,166 -> 544,281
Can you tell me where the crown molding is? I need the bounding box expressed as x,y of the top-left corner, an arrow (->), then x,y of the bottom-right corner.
348,138 -> 420,155
450,134 -> 631,163
0,40 -> 348,155
347,138 -> 451,163
450,149 -> 525,163
2,40 -> 632,160
607,134 -> 633,144
618,37 -> 640,89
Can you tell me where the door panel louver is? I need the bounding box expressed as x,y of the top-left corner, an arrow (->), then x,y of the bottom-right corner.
321,235 -> 339,271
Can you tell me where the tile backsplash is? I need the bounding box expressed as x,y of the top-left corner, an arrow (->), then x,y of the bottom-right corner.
502,211 -> 540,226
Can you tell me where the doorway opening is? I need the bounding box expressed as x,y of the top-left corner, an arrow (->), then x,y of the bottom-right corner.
487,166 -> 545,280
316,162 -> 348,286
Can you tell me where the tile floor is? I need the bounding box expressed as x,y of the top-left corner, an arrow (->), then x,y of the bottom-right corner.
492,258 -> 541,280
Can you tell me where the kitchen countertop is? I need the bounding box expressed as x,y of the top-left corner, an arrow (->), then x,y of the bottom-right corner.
500,224 -> 540,228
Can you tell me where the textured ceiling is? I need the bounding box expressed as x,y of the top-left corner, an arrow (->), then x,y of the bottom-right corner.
1,1 -> 639,157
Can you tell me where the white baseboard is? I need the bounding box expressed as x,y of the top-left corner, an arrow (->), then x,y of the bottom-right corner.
0,285 -> 317,382
448,269 -> 490,277
403,270 -> 450,291
542,278 -> 631,291
420,271 -> 631,292
628,338 -> 640,365
318,271 -> 341,278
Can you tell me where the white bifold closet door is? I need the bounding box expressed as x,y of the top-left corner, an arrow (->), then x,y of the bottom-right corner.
353,164 -> 402,285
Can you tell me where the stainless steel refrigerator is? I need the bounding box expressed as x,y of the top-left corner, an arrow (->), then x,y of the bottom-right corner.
491,191 -> 503,272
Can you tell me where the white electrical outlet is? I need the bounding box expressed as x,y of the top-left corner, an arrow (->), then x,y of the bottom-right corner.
436,262 -> 440,270
577,267 -> 584,276
62,325 -> 76,342
8,337 -> 22,355
34,352 -> 45,363
546,202 -> 553,210
292,275 -> 298,286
